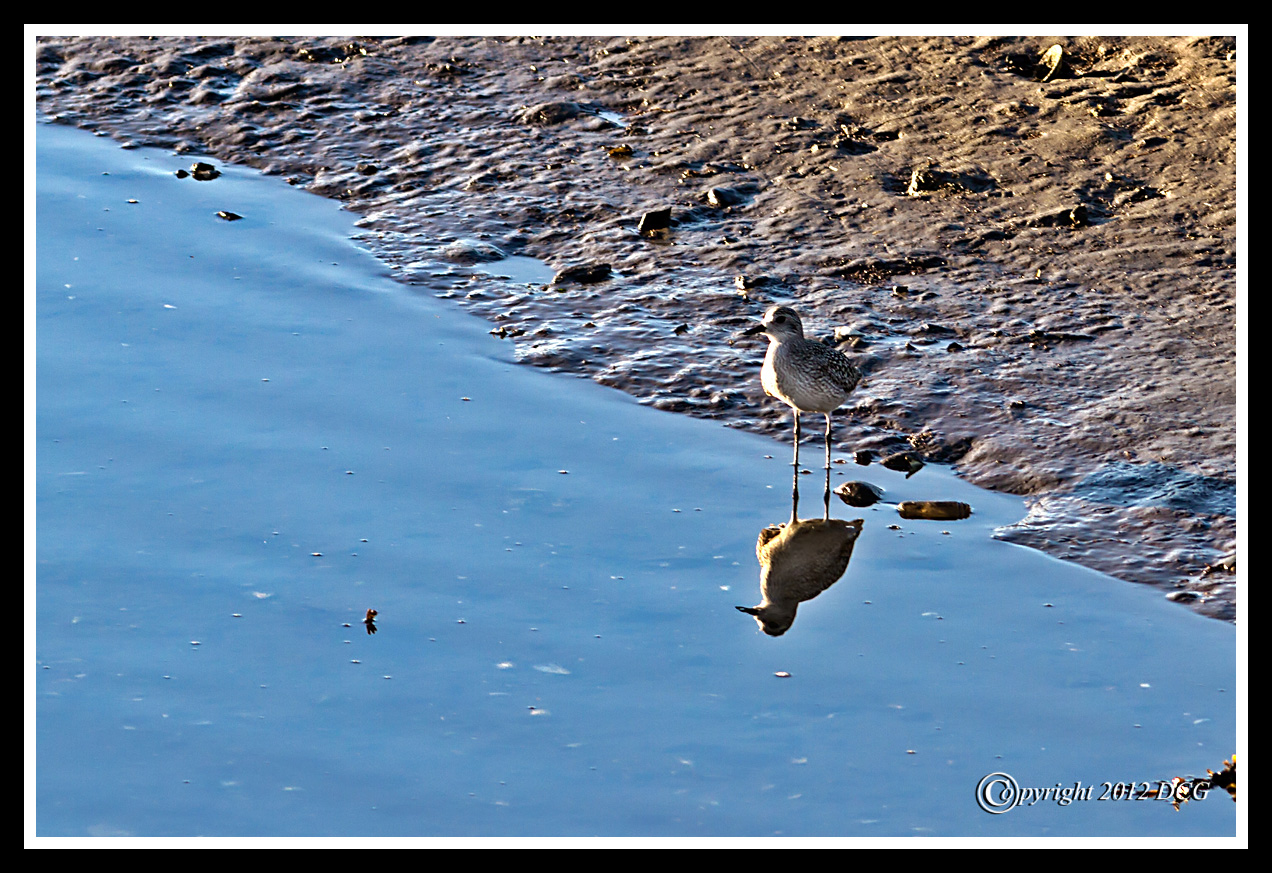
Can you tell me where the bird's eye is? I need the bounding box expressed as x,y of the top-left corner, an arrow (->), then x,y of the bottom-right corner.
775,315 -> 786,323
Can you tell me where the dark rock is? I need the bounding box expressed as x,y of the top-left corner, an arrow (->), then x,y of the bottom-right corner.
835,481 -> 885,507
705,185 -> 755,207
638,207 -> 672,233
552,262 -> 612,285
441,240 -> 507,265
881,452 -> 925,477
518,101 -> 583,125
190,161 -> 220,181
906,165 -> 945,196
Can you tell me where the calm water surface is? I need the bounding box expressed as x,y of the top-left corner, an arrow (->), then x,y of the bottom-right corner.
33,122 -> 1238,840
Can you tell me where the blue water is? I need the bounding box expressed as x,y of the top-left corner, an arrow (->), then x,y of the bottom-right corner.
32,121 -> 1240,840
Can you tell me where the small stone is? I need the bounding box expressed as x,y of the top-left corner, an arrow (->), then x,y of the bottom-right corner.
835,481 -> 885,507
190,161 -> 220,181
705,186 -> 745,207
881,452 -> 924,477
518,101 -> 583,125
906,165 -> 944,196
552,262 -> 612,285
638,208 -> 672,234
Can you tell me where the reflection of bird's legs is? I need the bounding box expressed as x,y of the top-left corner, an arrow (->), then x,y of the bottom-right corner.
823,413 -> 833,520
791,412 -> 801,525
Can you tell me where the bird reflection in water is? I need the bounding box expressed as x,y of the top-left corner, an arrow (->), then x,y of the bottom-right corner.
737,516 -> 864,636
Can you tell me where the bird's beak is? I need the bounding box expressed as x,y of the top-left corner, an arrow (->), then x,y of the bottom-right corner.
729,323 -> 765,346
735,605 -> 760,615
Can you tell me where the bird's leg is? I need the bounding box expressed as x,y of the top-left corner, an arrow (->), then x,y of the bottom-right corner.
791,412 -> 801,524
823,412 -> 833,520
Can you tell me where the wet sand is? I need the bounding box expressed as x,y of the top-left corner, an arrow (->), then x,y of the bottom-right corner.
33,33 -> 1238,619
33,121 -> 1238,840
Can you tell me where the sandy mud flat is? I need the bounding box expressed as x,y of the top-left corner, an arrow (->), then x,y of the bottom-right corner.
34,34 -> 1238,619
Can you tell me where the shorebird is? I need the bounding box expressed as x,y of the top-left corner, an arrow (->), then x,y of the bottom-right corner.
743,305 -> 861,519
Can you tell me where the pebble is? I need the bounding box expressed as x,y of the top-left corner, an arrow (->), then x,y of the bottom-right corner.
834,481 -> 885,507
897,501 -> 972,521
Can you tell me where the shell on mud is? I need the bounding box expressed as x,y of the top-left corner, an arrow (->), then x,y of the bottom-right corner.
1038,44 -> 1065,82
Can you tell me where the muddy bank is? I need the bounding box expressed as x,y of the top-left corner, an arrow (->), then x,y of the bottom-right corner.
34,34 -> 1238,619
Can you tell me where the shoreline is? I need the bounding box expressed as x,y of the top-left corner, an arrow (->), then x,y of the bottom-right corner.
33,34 -> 1239,619
32,121 -> 1239,838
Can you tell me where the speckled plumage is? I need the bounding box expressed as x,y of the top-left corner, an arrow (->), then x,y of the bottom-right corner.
755,306 -> 860,413
744,305 -> 861,520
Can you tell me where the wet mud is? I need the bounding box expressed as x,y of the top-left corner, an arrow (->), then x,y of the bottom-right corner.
34,34 -> 1238,619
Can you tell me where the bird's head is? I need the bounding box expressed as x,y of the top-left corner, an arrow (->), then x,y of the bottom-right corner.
736,305 -> 806,344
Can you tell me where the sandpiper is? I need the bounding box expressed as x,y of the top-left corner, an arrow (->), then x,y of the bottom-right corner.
743,305 -> 861,519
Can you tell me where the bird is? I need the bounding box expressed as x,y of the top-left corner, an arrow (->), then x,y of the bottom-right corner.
742,305 -> 861,520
